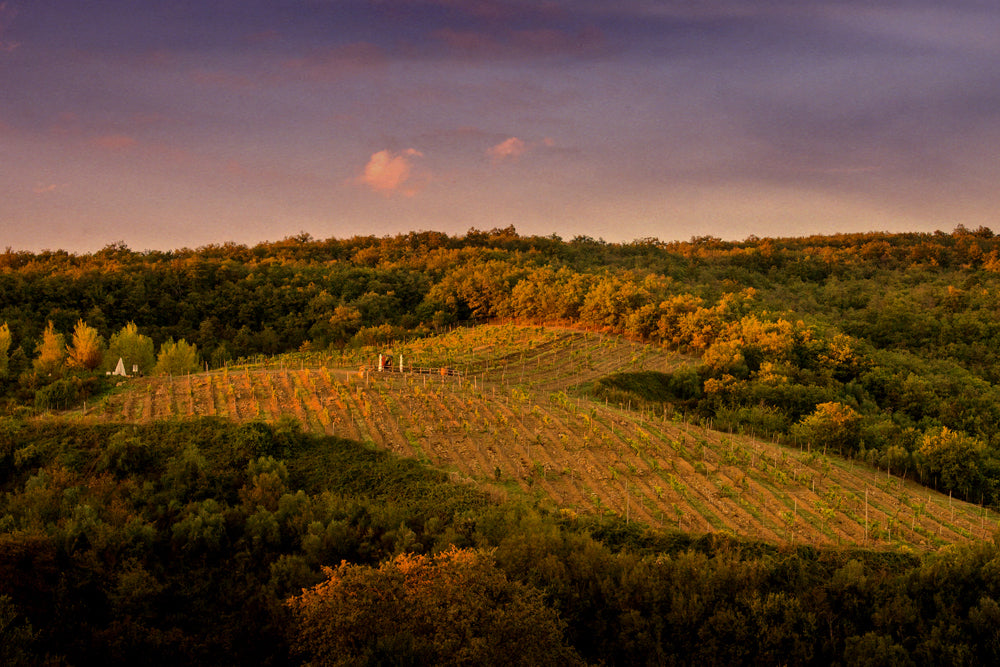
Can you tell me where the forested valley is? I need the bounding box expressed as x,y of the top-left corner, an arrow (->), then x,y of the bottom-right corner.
5,226 -> 1000,664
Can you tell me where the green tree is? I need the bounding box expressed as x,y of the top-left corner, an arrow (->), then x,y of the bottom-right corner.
326,305 -> 363,346
154,338 -> 200,375
32,321 -> 65,376
65,319 -> 105,371
916,427 -> 986,498
790,402 -> 862,454
0,595 -> 38,667
106,322 -> 156,375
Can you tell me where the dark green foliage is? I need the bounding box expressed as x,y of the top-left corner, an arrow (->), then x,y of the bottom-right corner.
2,419 -> 1000,664
33,375 -> 108,412
98,428 -> 153,477
227,420 -> 281,465
588,369 -> 703,413
0,419 -> 499,664
0,417 -> 22,470
0,594 -> 39,666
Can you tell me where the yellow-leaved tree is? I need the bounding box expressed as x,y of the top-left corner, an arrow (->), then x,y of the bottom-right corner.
790,402 -> 862,454
154,338 -> 200,375
66,319 -> 105,371
33,321 -> 65,376
0,322 -> 10,377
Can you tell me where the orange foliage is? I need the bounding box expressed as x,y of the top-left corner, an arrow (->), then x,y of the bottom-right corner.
287,546 -> 579,666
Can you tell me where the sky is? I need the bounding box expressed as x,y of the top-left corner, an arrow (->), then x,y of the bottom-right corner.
2,0 -> 1000,252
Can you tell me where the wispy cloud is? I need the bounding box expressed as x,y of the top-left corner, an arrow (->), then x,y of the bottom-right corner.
817,4 -> 1000,55
357,149 -> 424,195
487,136 -> 526,161
5,0 -> 1000,250
89,134 -> 137,151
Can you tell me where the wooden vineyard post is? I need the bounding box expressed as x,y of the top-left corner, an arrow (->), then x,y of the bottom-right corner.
793,497 -> 797,543
864,486 -> 869,546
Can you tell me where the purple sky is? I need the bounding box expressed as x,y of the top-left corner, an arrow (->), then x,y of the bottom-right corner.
2,0 -> 1000,252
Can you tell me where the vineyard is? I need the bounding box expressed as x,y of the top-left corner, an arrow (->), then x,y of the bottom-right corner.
87,324 -> 996,550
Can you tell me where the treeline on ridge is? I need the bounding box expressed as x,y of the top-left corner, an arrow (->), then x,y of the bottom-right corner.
3,226 -> 1000,505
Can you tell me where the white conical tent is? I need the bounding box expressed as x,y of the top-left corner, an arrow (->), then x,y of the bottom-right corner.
113,357 -> 127,376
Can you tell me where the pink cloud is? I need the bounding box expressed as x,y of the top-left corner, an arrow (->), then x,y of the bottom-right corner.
89,134 -> 137,151
357,149 -> 424,195
487,136 -> 526,161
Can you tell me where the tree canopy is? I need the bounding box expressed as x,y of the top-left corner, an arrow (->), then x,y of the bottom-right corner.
32,322 -> 65,377
106,322 -> 155,375
66,319 -> 104,371
153,338 -> 200,376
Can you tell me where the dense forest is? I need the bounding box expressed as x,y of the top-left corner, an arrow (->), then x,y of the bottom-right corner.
4,419 -> 1000,665
5,227 -> 1000,663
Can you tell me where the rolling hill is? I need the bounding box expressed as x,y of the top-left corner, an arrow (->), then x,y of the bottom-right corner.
86,323 -> 995,550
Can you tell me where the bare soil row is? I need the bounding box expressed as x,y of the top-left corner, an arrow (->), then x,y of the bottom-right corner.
92,361 -> 996,551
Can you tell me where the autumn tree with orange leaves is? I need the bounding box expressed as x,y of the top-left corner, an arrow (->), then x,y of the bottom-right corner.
286,547 -> 580,666
66,320 -> 105,371
33,321 -> 66,376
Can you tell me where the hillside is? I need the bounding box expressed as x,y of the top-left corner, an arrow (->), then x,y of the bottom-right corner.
88,324 -> 995,550
9,230 -> 1000,663
8,229 -> 1000,515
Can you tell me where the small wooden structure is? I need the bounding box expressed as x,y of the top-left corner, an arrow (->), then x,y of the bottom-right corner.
370,353 -> 461,377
